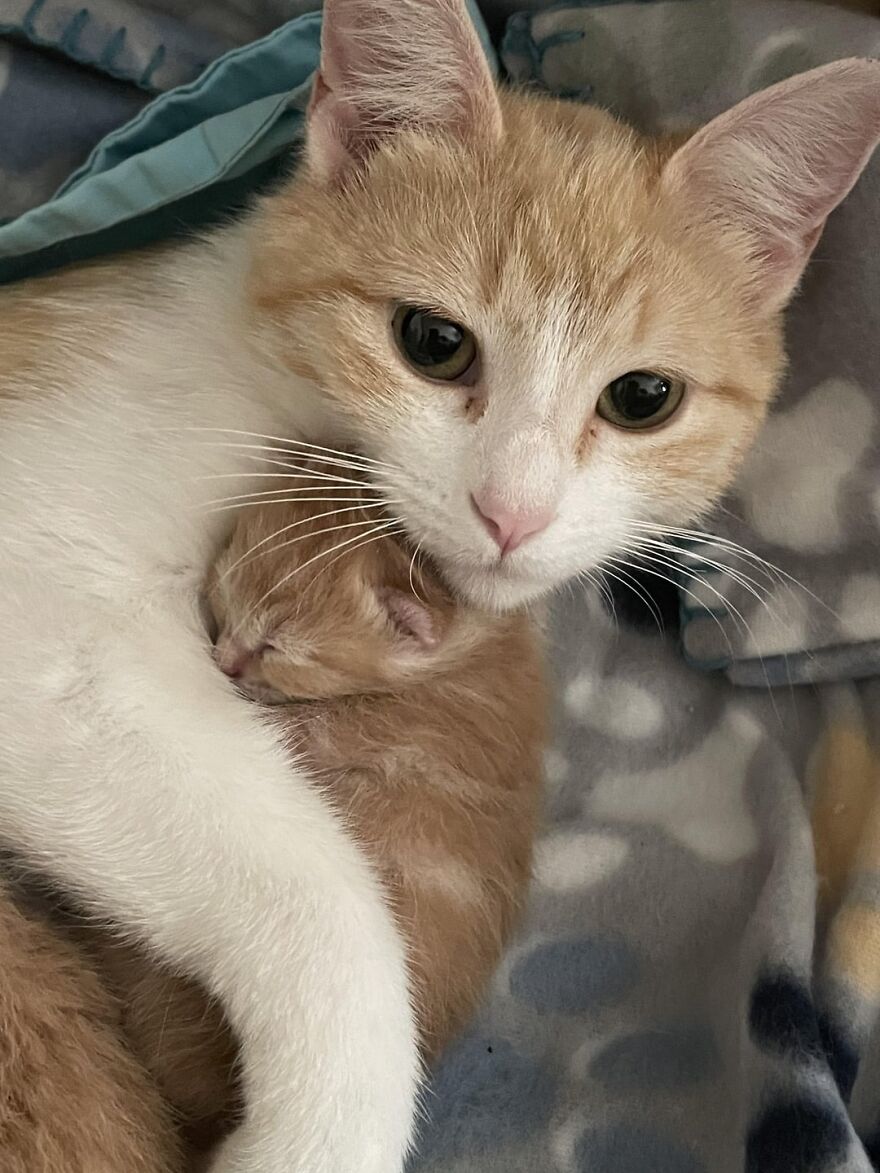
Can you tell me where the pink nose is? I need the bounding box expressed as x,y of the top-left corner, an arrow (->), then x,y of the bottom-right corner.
470,491 -> 556,555
214,639 -> 251,679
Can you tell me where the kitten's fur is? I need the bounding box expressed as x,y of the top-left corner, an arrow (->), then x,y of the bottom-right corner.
0,0 -> 877,1164
0,881 -> 181,1173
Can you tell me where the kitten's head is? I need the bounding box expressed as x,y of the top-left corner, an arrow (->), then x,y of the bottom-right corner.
247,0 -> 880,611
207,476 -> 477,702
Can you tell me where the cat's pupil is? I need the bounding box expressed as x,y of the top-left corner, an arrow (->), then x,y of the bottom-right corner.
610,372 -> 670,420
401,309 -> 464,366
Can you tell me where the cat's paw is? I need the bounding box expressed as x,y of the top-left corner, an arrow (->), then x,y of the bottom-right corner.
206,1122 -> 407,1173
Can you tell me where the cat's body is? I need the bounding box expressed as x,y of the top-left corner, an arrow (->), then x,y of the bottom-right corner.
0,236 -> 415,1173
0,0 -> 877,1165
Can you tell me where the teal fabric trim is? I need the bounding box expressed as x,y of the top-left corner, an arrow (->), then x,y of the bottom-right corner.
56,15 -> 323,197
0,1 -> 497,285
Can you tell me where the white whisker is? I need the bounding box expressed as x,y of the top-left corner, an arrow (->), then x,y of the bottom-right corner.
631,536 -> 775,615
628,520 -> 834,616
226,516 -> 399,580
200,491 -> 389,513
577,568 -> 619,633
235,519 -> 402,630
617,544 -> 774,687
197,469 -> 392,489
220,503 -> 402,580
193,441 -> 382,476
598,563 -> 665,634
184,427 -> 395,470
607,554 -> 737,661
305,525 -> 408,595
407,540 -> 427,605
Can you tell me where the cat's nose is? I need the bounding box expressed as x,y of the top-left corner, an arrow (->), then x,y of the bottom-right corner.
470,491 -> 556,555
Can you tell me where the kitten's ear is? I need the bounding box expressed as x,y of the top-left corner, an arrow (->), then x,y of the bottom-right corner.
379,587 -> 441,651
307,0 -> 502,183
662,59 -> 880,310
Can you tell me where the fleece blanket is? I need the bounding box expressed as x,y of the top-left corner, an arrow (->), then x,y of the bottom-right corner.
1,2 -> 879,1171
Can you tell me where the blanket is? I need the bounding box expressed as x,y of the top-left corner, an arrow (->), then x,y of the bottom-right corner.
0,2 -> 878,1170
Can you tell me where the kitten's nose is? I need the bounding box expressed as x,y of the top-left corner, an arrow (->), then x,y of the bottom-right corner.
470,491 -> 556,555
214,638 -> 251,679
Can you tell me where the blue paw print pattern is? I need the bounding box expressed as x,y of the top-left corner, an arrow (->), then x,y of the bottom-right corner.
589,1024 -> 721,1092
410,1033 -> 558,1167
576,1123 -> 706,1173
749,971 -> 860,1101
509,934 -> 640,1014
746,1097 -> 851,1173
749,971 -> 825,1059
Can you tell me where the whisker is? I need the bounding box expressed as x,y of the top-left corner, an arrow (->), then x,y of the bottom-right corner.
617,544 -> 771,677
408,540 -> 427,605
628,521 -> 833,614
200,491 -> 388,513
577,568 -> 618,633
304,525 -> 408,596
184,427 -> 395,470
193,441 -> 382,476
631,535 -> 775,614
235,519 -> 402,630
220,502 -> 402,580
607,554 -> 737,661
197,468 -> 392,489
225,516 -> 400,580
597,563 -> 665,634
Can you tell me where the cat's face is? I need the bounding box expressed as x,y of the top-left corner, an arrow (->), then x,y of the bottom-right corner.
250,99 -> 780,610
246,1 -> 879,610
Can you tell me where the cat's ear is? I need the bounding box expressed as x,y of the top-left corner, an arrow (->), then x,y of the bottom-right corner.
378,587 -> 441,652
306,0 -> 502,183
662,59 -> 880,310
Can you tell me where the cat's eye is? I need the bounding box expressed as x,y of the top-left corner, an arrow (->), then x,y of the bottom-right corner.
597,371 -> 685,430
392,305 -> 477,382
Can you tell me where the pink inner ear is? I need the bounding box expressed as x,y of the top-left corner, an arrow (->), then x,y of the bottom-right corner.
306,0 -> 502,183
380,588 -> 440,650
663,58 -> 880,308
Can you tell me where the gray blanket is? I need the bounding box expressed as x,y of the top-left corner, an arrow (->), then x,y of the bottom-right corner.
1,2 -> 879,1171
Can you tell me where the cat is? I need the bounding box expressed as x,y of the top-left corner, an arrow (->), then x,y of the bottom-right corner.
50,475 -> 544,1167
0,0 -> 876,1163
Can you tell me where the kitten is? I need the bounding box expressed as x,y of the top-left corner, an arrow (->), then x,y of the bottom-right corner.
0,0 -> 876,1164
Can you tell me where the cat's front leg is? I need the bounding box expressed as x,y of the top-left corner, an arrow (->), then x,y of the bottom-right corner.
0,614 -> 419,1173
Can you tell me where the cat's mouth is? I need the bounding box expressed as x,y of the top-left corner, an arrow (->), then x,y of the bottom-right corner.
436,553 -> 553,613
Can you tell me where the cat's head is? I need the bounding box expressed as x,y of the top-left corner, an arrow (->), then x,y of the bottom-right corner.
207,474 -> 484,702
247,0 -> 880,611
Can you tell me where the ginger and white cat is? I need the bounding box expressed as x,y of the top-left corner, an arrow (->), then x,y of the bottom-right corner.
0,0 -> 877,1165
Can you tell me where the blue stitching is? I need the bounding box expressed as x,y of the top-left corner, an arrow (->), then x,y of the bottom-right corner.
22,0 -> 47,36
140,43 -> 166,89
60,9 -> 89,56
99,26 -> 127,71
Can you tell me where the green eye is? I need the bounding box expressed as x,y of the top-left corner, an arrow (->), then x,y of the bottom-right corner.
392,305 -> 477,382
597,371 -> 686,430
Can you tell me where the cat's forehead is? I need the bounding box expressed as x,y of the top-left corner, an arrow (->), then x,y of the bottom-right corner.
318,96 -> 732,369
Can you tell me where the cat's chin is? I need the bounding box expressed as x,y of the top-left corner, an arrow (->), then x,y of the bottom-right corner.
440,560 -> 555,614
